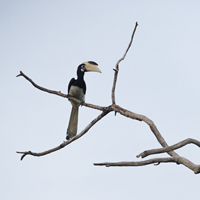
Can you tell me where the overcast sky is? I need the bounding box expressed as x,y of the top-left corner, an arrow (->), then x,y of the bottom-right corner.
1,0 -> 200,199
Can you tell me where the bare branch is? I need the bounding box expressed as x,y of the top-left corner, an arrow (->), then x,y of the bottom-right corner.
112,104 -> 171,149
94,157 -> 176,167
17,107 -> 112,160
16,71 -> 105,112
137,138 -> 200,158
111,22 -> 138,104
17,71 -> 67,98
110,104 -> 200,174
17,24 -> 200,174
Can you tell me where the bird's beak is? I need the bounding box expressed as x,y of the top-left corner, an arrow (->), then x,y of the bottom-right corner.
83,61 -> 102,73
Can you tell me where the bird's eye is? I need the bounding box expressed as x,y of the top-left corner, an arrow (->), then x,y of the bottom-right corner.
81,64 -> 85,72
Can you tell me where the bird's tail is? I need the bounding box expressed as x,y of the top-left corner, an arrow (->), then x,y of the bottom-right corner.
66,106 -> 79,140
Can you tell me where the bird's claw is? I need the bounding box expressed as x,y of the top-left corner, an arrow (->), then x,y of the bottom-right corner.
80,101 -> 85,106
66,135 -> 70,140
66,94 -> 72,98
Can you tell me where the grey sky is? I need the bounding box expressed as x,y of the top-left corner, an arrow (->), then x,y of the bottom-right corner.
1,0 -> 200,199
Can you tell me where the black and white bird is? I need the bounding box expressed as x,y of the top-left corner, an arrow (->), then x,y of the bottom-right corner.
66,61 -> 101,140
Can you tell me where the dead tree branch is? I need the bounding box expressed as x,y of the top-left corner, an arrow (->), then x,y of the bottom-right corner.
110,104 -> 200,174
16,71 -> 104,112
99,22 -> 200,174
16,22 -> 200,174
94,157 -> 176,167
16,71 -> 67,98
111,22 -> 138,104
137,138 -> 200,159
17,107 -> 111,160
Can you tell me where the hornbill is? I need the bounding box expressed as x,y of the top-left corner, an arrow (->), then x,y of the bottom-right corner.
66,61 -> 101,140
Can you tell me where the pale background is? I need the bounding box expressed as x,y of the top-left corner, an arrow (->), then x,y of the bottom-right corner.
1,0 -> 200,199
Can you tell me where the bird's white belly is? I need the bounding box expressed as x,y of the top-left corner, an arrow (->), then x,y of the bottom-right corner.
69,86 -> 85,106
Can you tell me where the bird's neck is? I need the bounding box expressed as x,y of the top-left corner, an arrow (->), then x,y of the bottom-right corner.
77,72 -> 84,81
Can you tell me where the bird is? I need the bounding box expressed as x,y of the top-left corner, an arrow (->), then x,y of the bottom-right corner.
66,61 -> 101,140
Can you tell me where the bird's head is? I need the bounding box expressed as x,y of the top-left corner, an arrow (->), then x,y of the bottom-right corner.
77,61 -> 102,74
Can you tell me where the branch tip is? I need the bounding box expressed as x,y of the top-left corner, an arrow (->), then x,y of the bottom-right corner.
16,71 -> 23,77
111,22 -> 138,104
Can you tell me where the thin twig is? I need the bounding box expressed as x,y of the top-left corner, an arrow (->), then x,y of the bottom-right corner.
94,157 -> 176,167
111,22 -> 138,104
16,71 -> 67,98
137,138 -> 200,158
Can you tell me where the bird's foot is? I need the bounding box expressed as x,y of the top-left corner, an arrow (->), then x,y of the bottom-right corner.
66,94 -> 72,98
66,135 -> 70,140
80,100 -> 85,106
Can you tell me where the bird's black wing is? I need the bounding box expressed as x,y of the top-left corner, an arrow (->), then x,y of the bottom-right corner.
68,78 -> 76,94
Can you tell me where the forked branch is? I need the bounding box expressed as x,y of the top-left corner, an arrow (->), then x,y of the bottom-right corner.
16,22 -> 200,174
137,138 -> 200,159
